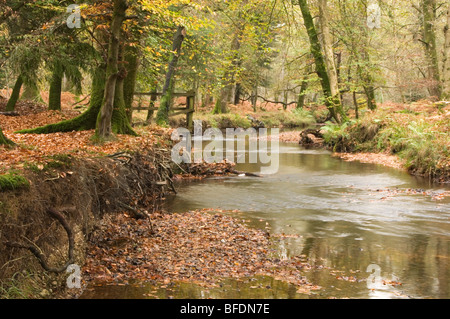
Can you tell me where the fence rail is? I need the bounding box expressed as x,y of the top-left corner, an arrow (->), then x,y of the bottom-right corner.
133,90 -> 195,130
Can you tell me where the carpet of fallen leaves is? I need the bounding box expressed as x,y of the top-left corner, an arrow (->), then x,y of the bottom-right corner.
368,187 -> 450,201
333,152 -> 406,170
83,209 -> 321,294
0,99 -> 171,173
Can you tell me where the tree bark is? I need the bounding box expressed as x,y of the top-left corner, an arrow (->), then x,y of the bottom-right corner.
96,0 -> 128,139
0,126 -> 14,146
421,0 -> 442,99
297,0 -> 346,123
213,28 -> 242,114
123,44 -> 140,121
234,83 -> 242,105
318,0 -> 340,104
156,26 -> 186,126
443,6 -> 450,98
297,75 -> 309,109
48,67 -> 63,111
17,65 -> 106,134
5,74 -> 23,112
146,85 -> 158,123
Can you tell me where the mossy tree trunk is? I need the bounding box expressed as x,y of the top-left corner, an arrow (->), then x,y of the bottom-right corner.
298,0 -> 346,124
123,44 -> 140,121
16,65 -> 106,134
0,126 -> 14,146
96,0 -> 128,139
156,26 -> 186,126
5,74 -> 23,112
111,60 -> 137,135
48,66 -> 63,111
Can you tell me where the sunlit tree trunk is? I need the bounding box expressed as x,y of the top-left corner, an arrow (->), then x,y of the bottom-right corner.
96,0 -> 128,139
421,0 -> 442,99
156,26 -> 186,126
297,0 -> 346,123
318,0 -> 340,104
443,6 -> 450,98
213,29 -> 242,114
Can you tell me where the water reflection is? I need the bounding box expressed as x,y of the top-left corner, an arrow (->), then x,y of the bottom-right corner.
81,142 -> 450,299
163,143 -> 450,299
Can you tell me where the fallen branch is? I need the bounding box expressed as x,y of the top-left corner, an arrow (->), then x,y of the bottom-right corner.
0,111 -> 20,116
230,169 -> 262,177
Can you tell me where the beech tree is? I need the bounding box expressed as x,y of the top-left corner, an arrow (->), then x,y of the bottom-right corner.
297,0 -> 347,123
421,0 -> 441,99
443,5 -> 450,98
155,26 -> 187,126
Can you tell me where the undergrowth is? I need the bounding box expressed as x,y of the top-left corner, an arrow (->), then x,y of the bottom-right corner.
322,110 -> 449,180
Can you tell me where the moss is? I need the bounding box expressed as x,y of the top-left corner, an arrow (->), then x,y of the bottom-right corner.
48,67 -> 63,111
5,75 -> 23,112
0,172 -> 30,192
0,127 -> 15,146
16,66 -> 105,134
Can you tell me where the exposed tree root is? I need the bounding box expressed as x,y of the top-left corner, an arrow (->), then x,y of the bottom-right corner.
6,208 -> 74,273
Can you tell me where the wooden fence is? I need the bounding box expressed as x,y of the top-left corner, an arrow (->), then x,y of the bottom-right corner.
133,91 -> 195,130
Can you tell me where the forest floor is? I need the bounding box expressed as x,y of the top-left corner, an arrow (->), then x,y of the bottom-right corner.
0,93 -> 324,299
1,93 -> 449,298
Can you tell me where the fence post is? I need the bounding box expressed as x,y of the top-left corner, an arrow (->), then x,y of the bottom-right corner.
187,90 -> 195,132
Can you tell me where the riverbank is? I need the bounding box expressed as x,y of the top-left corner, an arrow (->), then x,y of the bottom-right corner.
268,101 -> 450,184
77,209 -> 320,298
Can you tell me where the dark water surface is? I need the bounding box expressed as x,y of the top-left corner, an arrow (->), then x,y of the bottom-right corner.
80,142 -> 450,299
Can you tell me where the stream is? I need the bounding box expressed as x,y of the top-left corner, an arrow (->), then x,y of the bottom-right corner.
80,140 -> 450,299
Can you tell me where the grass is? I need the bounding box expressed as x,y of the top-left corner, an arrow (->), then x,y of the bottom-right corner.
322,106 -> 450,180
0,271 -> 47,299
0,171 -> 30,192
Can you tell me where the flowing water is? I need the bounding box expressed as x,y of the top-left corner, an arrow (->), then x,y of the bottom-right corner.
80,140 -> 450,299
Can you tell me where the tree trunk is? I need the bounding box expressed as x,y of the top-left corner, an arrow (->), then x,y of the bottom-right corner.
318,0 -> 341,105
421,0 -> 442,99
17,65 -> 105,134
234,83 -> 242,105
48,67 -> 63,111
213,29 -> 242,114
111,65 -> 136,135
0,126 -> 14,146
297,75 -> 309,109
123,44 -> 140,121
297,0 -> 346,123
5,74 -> 23,112
156,26 -> 186,126
443,6 -> 450,98
146,85 -> 158,123
353,91 -> 359,119
96,0 -> 128,139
